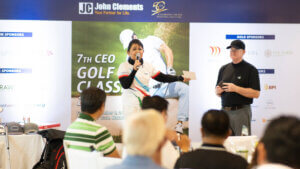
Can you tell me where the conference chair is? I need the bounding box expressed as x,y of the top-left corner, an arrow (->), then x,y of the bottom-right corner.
63,141 -> 122,169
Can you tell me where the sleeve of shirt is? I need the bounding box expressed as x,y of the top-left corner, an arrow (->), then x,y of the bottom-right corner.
249,66 -> 260,91
153,72 -> 184,83
216,65 -> 225,86
117,62 -> 130,78
118,62 -> 137,89
147,63 -> 183,82
95,127 -> 116,156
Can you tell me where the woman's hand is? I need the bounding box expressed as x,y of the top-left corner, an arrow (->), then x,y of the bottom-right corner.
133,59 -> 142,70
182,76 -> 191,82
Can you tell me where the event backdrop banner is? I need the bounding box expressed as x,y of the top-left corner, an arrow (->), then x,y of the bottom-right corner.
1,0 -> 300,23
0,20 -> 71,129
189,23 -> 300,141
71,22 -> 189,134
1,0 -> 300,141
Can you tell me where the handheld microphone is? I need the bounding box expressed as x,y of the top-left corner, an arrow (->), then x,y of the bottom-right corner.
136,53 -> 140,61
136,53 -> 141,69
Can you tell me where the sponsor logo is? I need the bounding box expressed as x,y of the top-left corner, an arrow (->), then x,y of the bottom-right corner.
79,2 -> 94,14
262,118 -> 272,123
47,50 -> 53,56
151,1 -> 182,19
0,49 -> 47,57
264,84 -> 276,90
0,32 -> 32,37
210,46 -> 221,56
152,1 -> 168,15
264,99 -> 276,109
0,84 -> 14,91
79,2 -> 143,15
226,34 -> 275,40
246,50 -> 259,56
264,49 -> 293,57
258,69 -> 275,74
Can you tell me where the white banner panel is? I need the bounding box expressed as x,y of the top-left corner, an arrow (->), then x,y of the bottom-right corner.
189,23 -> 300,141
0,20 -> 72,130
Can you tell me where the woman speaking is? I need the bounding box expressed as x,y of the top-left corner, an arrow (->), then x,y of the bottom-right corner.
118,39 -> 190,117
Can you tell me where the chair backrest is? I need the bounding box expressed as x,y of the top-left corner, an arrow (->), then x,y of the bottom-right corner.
63,141 -> 122,169
63,141 -> 70,168
63,141 -> 101,169
96,156 -> 122,169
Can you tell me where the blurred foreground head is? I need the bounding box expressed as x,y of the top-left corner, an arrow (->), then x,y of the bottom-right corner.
258,116 -> 300,168
123,109 -> 166,157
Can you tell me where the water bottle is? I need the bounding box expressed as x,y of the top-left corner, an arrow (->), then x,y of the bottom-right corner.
23,113 -> 31,123
241,125 -> 249,136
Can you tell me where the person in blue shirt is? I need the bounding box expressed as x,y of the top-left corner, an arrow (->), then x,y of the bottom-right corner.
105,109 -> 167,169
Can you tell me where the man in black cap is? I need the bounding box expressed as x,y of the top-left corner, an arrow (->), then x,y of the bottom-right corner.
215,40 -> 260,136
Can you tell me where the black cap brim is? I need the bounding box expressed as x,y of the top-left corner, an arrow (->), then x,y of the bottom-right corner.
227,40 -> 245,50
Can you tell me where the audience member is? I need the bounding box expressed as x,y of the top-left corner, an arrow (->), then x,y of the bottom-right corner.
142,96 -> 190,169
64,87 -> 120,158
106,109 -> 167,169
254,116 -> 300,169
175,109 -> 248,169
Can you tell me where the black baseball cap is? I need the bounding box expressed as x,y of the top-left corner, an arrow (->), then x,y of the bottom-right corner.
226,40 -> 245,50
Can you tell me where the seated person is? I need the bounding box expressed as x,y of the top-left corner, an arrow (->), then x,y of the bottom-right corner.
141,96 -> 190,169
117,39 -> 189,121
64,87 -> 120,158
254,116 -> 300,169
175,109 -> 248,169
106,109 -> 167,169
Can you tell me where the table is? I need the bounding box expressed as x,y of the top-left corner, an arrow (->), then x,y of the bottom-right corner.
0,134 -> 45,169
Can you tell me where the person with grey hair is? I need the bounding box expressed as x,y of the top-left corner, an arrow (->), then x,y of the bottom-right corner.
106,109 -> 167,169
142,96 -> 190,169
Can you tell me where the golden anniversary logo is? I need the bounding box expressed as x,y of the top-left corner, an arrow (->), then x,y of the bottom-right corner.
152,1 -> 168,15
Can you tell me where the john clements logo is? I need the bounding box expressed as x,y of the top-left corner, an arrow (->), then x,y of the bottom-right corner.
152,1 -> 168,15
79,2 -> 94,14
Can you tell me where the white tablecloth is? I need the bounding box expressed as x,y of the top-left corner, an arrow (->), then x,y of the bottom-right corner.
0,134 -> 45,169
191,136 -> 258,162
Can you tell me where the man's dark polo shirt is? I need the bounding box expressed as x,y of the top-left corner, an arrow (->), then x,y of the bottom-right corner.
216,60 -> 260,107
175,144 -> 248,169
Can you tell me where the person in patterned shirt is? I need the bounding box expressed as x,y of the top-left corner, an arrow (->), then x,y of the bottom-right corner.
64,87 -> 120,158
